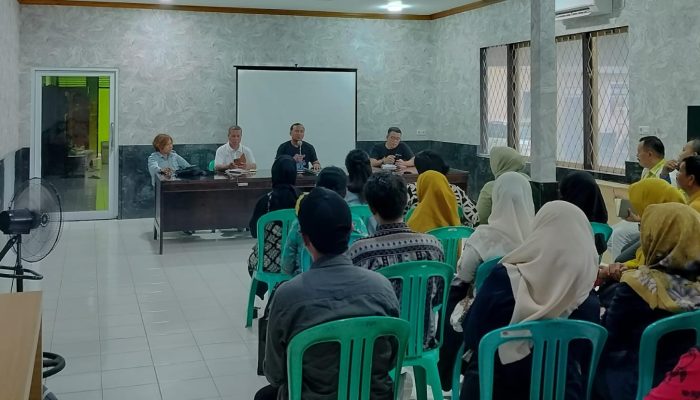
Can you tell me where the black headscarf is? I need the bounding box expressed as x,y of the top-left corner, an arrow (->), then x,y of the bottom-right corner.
559,171 -> 608,223
415,150 -> 450,175
269,155 -> 300,211
345,149 -> 372,199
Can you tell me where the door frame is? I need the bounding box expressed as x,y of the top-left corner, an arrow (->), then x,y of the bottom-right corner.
30,68 -> 119,221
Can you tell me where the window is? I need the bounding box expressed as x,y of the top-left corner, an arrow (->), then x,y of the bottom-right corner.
480,27 -> 629,174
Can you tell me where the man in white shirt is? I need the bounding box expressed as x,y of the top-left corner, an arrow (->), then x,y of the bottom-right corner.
215,125 -> 256,171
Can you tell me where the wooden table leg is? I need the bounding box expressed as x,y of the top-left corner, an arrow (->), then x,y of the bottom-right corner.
29,324 -> 42,400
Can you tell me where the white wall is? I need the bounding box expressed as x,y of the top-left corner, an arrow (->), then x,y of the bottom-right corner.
19,6 -> 435,146
0,0 -> 20,159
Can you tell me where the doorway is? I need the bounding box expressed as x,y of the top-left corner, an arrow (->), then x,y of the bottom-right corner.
31,69 -> 118,220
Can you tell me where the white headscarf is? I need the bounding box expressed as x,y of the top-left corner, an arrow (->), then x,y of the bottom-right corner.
498,201 -> 598,364
468,172 -> 535,262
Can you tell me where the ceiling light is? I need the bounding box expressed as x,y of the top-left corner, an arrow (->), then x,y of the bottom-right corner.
382,1 -> 410,12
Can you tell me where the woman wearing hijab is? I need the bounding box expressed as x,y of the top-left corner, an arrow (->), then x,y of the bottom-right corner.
247,156 -> 301,294
559,171 -> 609,254
437,172 -> 535,390
594,203 -> 700,400
460,201 -> 600,400
406,150 -> 479,227
407,170 -> 460,233
476,146 -> 529,225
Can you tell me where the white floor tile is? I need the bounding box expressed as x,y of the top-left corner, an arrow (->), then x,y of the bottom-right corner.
47,371 -> 102,393
199,342 -> 250,360
53,390 -> 102,400
151,345 -> 203,366
101,350 -> 153,371
159,377 -> 221,400
103,383 -> 162,400
155,361 -> 211,382
101,366 -> 158,389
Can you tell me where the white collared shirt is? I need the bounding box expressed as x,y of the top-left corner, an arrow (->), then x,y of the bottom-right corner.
214,142 -> 256,167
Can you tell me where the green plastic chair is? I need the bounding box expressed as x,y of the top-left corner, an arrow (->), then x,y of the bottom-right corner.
635,309 -> 700,400
474,256 -> 504,291
590,222 -> 613,244
377,261 -> 454,400
351,215 -> 369,236
451,256 -> 504,399
208,160 -> 215,172
287,316 -> 410,400
427,226 -> 475,269
478,319 -> 608,400
245,208 -> 297,327
350,204 -> 373,219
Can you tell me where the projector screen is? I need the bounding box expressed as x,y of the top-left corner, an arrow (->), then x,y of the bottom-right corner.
236,67 -> 357,171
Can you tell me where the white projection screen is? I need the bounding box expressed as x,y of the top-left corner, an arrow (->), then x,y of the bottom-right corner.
236,67 -> 357,171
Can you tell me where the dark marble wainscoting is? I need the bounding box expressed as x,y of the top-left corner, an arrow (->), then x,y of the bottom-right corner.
119,144 -> 219,219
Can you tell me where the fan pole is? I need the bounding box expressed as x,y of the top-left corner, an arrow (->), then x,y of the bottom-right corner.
15,235 -> 23,292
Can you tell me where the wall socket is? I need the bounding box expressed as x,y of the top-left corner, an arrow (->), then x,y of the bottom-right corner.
416,129 -> 427,136
638,126 -> 650,137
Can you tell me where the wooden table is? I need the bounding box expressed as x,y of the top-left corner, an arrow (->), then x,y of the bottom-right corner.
154,168 -> 468,254
0,291 -> 43,400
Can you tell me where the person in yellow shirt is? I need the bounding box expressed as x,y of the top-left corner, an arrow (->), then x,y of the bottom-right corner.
677,155 -> 700,213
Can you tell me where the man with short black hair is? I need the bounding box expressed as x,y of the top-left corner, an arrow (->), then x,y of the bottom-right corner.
370,127 -> 415,169
275,123 -> 321,172
660,139 -> 700,185
257,187 -> 400,400
677,155 -> 700,213
637,136 -> 666,179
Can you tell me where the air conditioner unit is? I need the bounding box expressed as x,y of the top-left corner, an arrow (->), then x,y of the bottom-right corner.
555,0 -> 612,20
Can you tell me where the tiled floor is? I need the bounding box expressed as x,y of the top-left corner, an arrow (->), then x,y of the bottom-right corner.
12,219 -> 268,400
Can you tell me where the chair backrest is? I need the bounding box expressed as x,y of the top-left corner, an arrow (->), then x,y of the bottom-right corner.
474,256 -> 504,291
350,204 -> 373,219
287,316 -> 410,400
376,261 -> 453,358
478,319 -> 608,400
207,160 -> 215,172
351,215 -> 369,236
590,222 -> 613,244
427,226 -> 475,268
299,231 -> 367,273
636,310 -> 700,400
256,208 -> 298,273
404,207 -> 415,222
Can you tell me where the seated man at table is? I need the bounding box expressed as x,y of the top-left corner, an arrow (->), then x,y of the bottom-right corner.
257,187 -> 400,400
369,127 -> 415,169
214,125 -> 256,171
275,122 -> 321,172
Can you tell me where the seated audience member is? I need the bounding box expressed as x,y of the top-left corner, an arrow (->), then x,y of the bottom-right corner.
369,127 -> 415,169
214,125 -> 256,171
476,146 -> 529,225
247,156 -> 301,296
644,346 -> 700,400
147,133 -> 191,186
348,172 -> 444,348
559,171 -> 609,254
406,150 -> 479,228
676,155 -> 700,212
610,136 -> 667,259
460,201 -> 600,400
603,178 -> 685,275
407,170 -> 460,233
659,139 -> 700,185
275,123 -> 320,172
256,187 -> 400,400
594,204 -> 700,400
281,167 -> 358,276
345,149 -> 372,206
436,171 -> 534,390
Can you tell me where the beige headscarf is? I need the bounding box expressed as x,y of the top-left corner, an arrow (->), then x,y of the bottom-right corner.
498,201 -> 598,364
477,147 -> 529,224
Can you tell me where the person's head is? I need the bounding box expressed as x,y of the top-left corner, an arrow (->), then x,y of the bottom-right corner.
490,172 -> 535,230
364,172 -> 408,223
640,203 -> 700,270
316,166 -> 348,198
559,171 -> 608,223
414,150 -> 450,175
271,155 -> 297,186
290,123 -> 305,143
677,155 -> 700,192
677,139 -> 700,161
628,178 -> 685,217
152,133 -> 173,155
385,127 -> 402,149
345,149 -> 372,198
408,170 -> 460,232
228,125 -> 242,148
637,136 -> 665,168
489,146 -> 526,178
298,187 -> 352,260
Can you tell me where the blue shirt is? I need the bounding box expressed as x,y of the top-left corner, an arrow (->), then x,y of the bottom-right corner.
147,151 -> 191,186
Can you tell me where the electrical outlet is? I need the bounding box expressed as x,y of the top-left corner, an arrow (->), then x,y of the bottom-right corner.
639,126 -> 650,137
417,129 -> 427,136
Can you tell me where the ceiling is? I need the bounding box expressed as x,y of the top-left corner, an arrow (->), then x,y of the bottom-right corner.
64,0 -> 484,16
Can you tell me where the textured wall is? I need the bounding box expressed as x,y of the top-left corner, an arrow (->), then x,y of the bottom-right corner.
19,6 -> 435,146
0,0 -> 20,159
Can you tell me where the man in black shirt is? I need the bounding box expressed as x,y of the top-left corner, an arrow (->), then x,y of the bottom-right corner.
275,123 -> 321,172
369,127 -> 415,169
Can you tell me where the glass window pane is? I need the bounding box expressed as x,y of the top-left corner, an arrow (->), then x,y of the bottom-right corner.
556,37 -> 584,167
